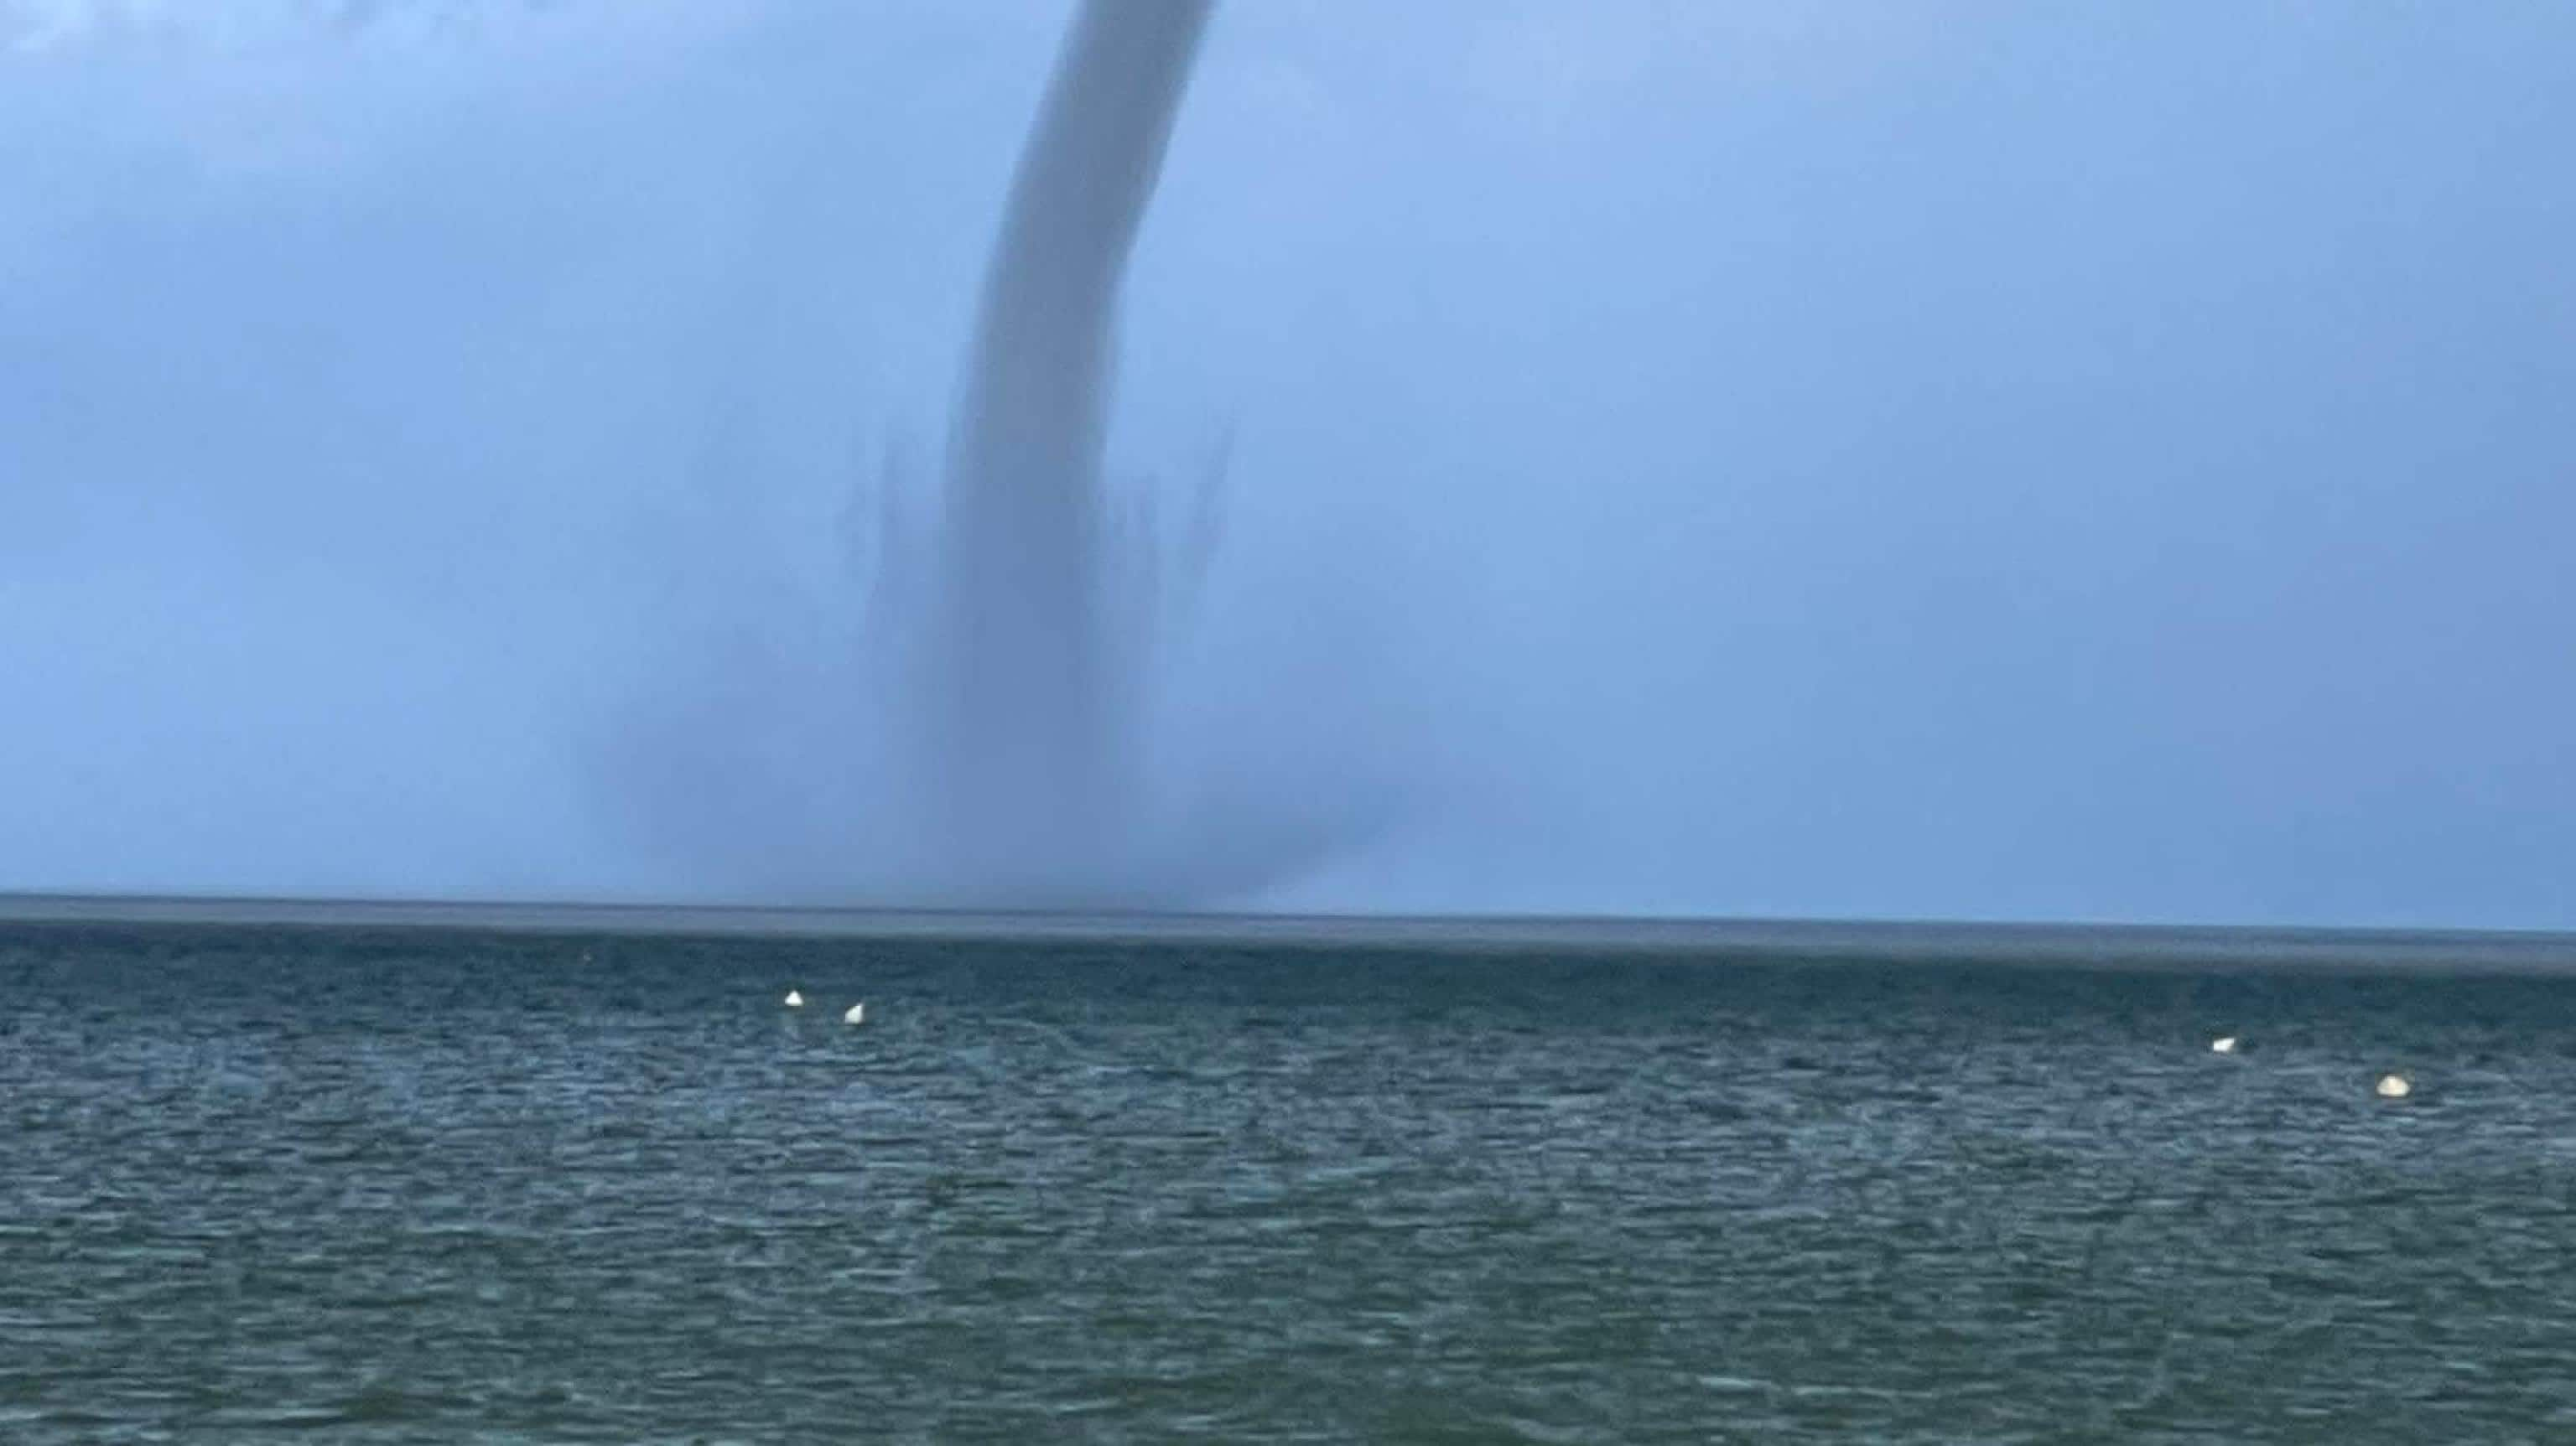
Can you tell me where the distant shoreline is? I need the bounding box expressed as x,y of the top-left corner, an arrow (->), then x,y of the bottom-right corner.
5,891 -> 2574,974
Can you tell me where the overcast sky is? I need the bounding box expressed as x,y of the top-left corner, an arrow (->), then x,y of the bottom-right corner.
3,1 -> 2570,927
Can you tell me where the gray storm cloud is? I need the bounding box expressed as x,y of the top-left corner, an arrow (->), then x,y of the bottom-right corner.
3,2 -> 2571,925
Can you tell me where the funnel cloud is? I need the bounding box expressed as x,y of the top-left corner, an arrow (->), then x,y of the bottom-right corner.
919,0 -> 1213,899
621,0 -> 1395,907
898,0 -> 1400,905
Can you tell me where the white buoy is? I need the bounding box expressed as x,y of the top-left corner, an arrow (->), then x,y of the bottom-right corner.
783,989 -> 804,1008
2210,1036 -> 2238,1055
844,1002 -> 865,1025
2375,1073 -> 2412,1099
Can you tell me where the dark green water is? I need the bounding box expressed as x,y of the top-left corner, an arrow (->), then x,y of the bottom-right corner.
5,920 -> 2574,1442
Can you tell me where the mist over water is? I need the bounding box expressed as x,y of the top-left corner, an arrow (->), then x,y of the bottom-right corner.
3,2 -> 2573,924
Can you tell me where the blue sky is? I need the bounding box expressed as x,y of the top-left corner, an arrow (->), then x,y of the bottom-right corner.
3,2 -> 2570,925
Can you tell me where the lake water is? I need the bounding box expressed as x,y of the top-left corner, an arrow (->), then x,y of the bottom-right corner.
5,912 -> 2574,1441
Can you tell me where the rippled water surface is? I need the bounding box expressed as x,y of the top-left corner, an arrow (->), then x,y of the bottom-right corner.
6,920 -> 2576,1442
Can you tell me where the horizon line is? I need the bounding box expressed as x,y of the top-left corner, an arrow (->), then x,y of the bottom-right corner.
5,889 -> 2575,970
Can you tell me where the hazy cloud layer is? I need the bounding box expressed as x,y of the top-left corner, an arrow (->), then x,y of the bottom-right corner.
4,2 -> 2571,925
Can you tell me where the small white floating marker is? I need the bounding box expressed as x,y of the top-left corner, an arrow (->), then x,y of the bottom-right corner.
2375,1073 -> 2412,1099
2210,1036 -> 2239,1055
844,1002 -> 865,1025
783,990 -> 804,1008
